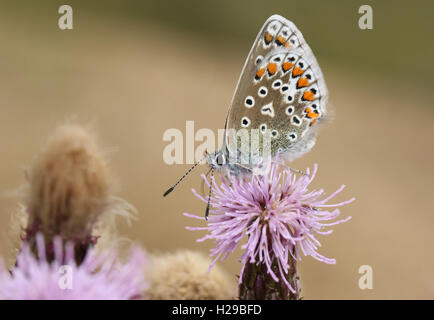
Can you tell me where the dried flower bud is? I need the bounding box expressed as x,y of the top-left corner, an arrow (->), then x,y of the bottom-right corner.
24,124 -> 111,258
145,250 -> 236,300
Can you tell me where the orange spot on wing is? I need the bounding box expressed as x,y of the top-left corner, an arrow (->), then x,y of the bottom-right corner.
303,91 -> 315,101
292,67 -> 304,77
264,32 -> 273,44
285,42 -> 290,48
267,63 -> 277,75
276,36 -> 286,45
305,107 -> 318,119
310,119 -> 318,126
256,68 -> 265,79
308,112 -> 319,119
282,62 -> 293,71
297,78 -> 309,88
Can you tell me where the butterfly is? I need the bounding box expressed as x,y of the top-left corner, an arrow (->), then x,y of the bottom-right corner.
164,14 -> 328,218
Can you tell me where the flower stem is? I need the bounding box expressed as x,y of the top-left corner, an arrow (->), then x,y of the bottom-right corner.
238,253 -> 300,300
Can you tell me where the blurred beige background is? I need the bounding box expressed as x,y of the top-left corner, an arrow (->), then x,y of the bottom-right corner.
0,1 -> 433,299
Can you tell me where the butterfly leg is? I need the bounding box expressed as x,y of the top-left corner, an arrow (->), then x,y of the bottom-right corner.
302,204 -> 318,211
201,168 -> 213,196
278,163 -> 308,176
233,163 -> 254,177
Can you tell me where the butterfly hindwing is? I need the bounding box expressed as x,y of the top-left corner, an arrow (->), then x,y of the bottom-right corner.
226,15 -> 328,164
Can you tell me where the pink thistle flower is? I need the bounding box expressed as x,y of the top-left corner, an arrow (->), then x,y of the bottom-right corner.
185,160 -> 354,299
0,234 -> 147,300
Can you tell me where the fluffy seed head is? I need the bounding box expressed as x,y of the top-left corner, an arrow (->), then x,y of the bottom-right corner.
145,250 -> 236,300
25,124 -> 111,243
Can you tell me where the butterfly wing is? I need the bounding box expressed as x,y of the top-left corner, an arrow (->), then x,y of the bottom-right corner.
225,15 -> 328,165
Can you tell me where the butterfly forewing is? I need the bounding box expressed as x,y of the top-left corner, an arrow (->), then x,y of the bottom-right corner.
226,15 -> 328,165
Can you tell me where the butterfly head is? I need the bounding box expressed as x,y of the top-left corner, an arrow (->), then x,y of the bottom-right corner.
206,149 -> 254,179
206,149 -> 228,171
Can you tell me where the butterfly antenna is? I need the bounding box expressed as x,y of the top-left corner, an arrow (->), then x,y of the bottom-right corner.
205,167 -> 215,220
163,156 -> 206,197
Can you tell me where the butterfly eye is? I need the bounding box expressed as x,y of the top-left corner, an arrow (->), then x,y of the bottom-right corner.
244,96 -> 255,108
258,86 -> 268,97
216,154 -> 226,166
